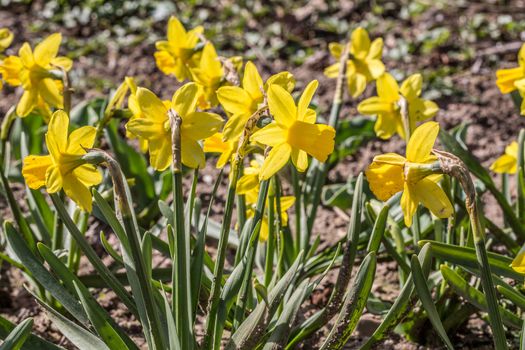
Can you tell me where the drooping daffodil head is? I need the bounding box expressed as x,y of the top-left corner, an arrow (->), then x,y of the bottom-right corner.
324,27 -> 385,98
217,61 -> 295,141
126,82 -> 223,171
358,73 -> 438,140
490,141 -> 518,174
154,16 -> 203,82
12,33 -> 73,117
250,80 -> 336,180
496,43 -> 525,94
0,28 -> 13,53
22,110 -> 102,212
365,121 -> 453,227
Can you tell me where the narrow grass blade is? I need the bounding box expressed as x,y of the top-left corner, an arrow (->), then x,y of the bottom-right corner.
496,285 -> 525,309
0,318 -> 33,350
320,252 -> 377,349
366,204 -> 389,254
100,231 -> 124,265
0,314 -> 63,350
4,222 -> 88,325
441,265 -> 521,328
410,255 -> 454,350
161,290 -> 181,350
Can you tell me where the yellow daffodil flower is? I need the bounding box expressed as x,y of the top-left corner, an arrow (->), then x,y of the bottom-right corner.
154,16 -> 203,82
358,73 -> 438,140
217,61 -> 295,141
250,80 -> 335,180
126,83 -> 223,171
245,189 -> 295,242
10,33 -> 73,117
496,43 -> 525,94
22,110 -> 102,212
0,28 -> 13,53
511,250 -> 525,274
490,141 -> 518,174
324,27 -> 385,98
366,121 -> 453,226
236,157 -> 264,194
203,132 -> 236,169
190,42 -> 223,108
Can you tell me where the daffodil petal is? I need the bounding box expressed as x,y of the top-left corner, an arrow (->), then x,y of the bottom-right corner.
365,161 -> 404,201
73,164 -> 102,187
367,38 -> 383,59
297,80 -> 318,121
328,42 -> 343,59
148,136 -> 172,171
34,33 -> 61,67
45,165 -> 62,193
62,173 -> 93,212
323,63 -> 339,78
236,174 -> 259,195
366,59 -> 385,79
259,143 -> 292,180
16,89 -> 38,117
358,97 -> 395,115
39,78 -> 63,108
406,121 -> 439,162
511,250 -> 525,274
348,72 -> 367,98
172,82 -> 199,117
267,84 -> 297,127
373,153 -> 406,166
18,43 -> 34,67
490,154 -> 517,174
217,86 -> 253,115
496,67 -> 524,94
401,184 -> 418,227
51,56 -> 73,71
350,27 -> 370,60
291,148 -> 309,172
167,16 -> 186,43
400,74 -> 422,100
181,138 -> 205,169
413,178 -> 453,219
47,110 -> 69,158
182,111 -> 224,140
377,73 -> 400,102
250,123 -> 287,147
67,126 -> 96,154
22,155 -> 53,190
243,61 -> 264,101
136,87 -> 168,123
287,121 -> 335,162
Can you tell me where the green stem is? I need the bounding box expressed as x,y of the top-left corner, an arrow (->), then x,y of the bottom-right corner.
233,179 -> 270,329
203,161 -> 240,349
291,167 -> 301,256
264,178 -> 276,287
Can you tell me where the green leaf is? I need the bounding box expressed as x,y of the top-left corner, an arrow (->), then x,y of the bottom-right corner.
441,265 -> 521,329
320,252 -> 377,349
0,318 -> 33,350
4,222 -> 88,325
410,255 -> 454,350
0,314 -> 62,350
366,204 -> 389,254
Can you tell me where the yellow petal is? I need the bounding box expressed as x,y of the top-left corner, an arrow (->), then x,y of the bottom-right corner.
511,251 -> 525,274
406,121 -> 439,162
366,59 -> 385,79
16,89 -> 38,117
47,110 -> 69,158
291,148 -> 308,172
358,97 -> 395,115
265,71 -> 295,92
181,138 -> 205,169
167,16 -> 186,44
267,84 -> 297,127
519,43 -> 525,68
34,33 -> 61,67
373,111 -> 400,140
172,82 -> 199,117
328,42 -> 343,59
182,111 -> 224,141
506,141 -> 519,158
408,98 -> 439,122
303,108 -> 316,124
490,154 -> 517,174
45,165 -> 62,193
126,118 -> 166,140
39,78 -> 63,108
136,87 -> 168,123
367,38 -> 383,60
259,143 -> 292,180
400,73 -> 422,101
496,67 -> 524,94
347,71 -> 367,98
350,27 -> 370,60
250,123 -> 287,147
22,155 -> 53,189
373,153 -> 406,166
236,174 -> 259,195
51,56 -> 73,71
377,73 -> 400,102
73,164 -> 102,187
18,43 -> 34,67
287,121 -> 335,162
0,55 -> 23,86
279,196 -> 296,212
243,61 -> 264,101
297,80 -> 318,122
67,126 -> 96,154
323,63 -> 340,79
412,178 -> 453,219
401,184 -> 418,227
365,161 -> 404,201
222,114 -> 251,142
0,28 -> 14,51
259,218 -> 269,242
148,136 -> 172,171
217,86 -> 253,115
62,173 -> 93,212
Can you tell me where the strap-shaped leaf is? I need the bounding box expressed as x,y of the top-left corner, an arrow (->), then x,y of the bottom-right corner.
0,318 -> 33,350
0,314 -> 63,350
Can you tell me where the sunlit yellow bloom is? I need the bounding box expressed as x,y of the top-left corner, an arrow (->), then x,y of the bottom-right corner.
251,80 -> 335,180
0,28 -> 13,53
154,16 -> 203,81
22,110 -> 102,212
490,141 -> 518,174
511,250 -> 525,274
496,44 -> 525,94
11,33 -> 73,117
236,157 -> 263,194
203,132 -> 236,168
366,122 -> 453,227
245,189 -> 295,242
0,55 -> 23,86
324,27 -> 385,98
190,42 -> 223,108
217,61 -> 295,141
126,83 -> 223,170
358,73 -> 438,140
